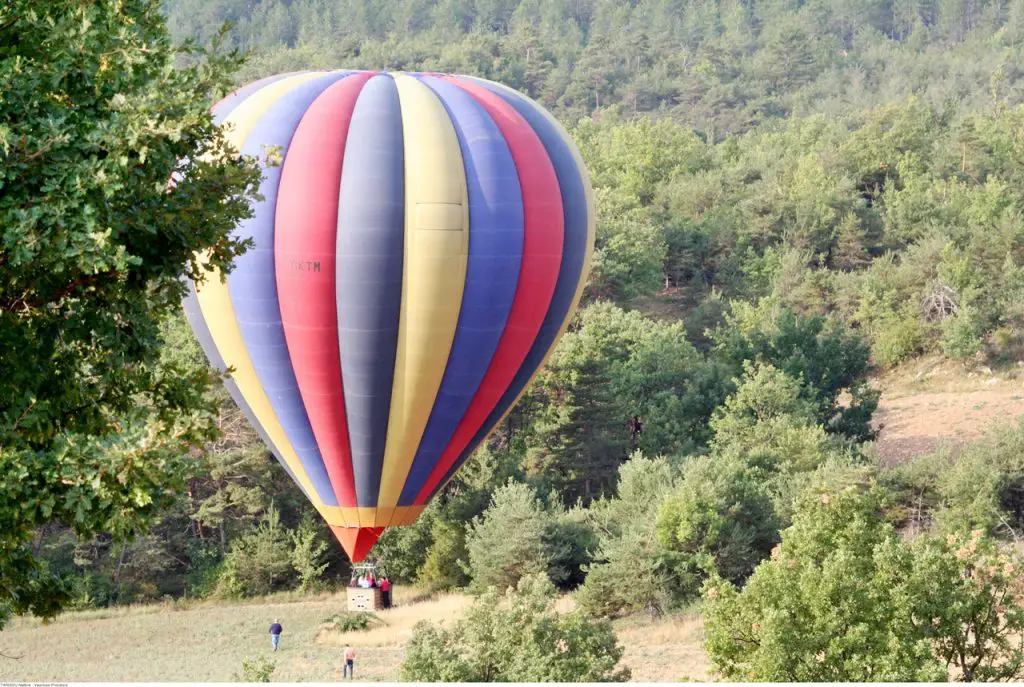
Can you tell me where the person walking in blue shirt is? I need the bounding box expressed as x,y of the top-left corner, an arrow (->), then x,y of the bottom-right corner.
269,620 -> 283,651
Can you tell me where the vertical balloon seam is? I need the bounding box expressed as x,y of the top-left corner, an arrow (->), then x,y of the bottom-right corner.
178,74 -> 319,505
409,75 -> 566,504
463,76 -> 592,409
471,77 -> 597,320
182,282 -> 313,503
336,73 -> 406,524
423,75 -> 594,501
393,74 -> 526,507
229,71 -> 353,509
192,71 -> 335,517
375,74 -> 470,523
275,72 -> 375,516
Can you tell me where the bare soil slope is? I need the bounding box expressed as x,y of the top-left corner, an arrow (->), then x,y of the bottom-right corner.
871,357 -> 1024,464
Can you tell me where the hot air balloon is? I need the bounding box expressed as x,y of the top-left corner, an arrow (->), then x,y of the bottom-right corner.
182,70 -> 595,563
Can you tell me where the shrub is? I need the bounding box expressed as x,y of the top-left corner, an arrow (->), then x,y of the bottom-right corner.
290,513 -> 328,593
418,518 -> 470,592
235,657 -> 275,682
375,504 -> 436,583
322,612 -> 380,633
215,506 -> 294,597
941,308 -> 985,360
401,574 -> 629,682
872,312 -> 926,367
544,505 -> 597,590
576,456 -> 689,618
657,453 -> 780,586
714,302 -> 878,442
702,485 -> 946,681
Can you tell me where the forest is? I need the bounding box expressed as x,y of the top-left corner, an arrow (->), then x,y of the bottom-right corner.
4,0 -> 1024,681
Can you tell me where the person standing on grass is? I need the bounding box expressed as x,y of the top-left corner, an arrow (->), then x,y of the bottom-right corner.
343,644 -> 356,679
380,576 -> 391,609
269,619 -> 283,651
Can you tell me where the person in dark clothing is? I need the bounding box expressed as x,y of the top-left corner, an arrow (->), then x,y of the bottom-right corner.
269,620 -> 283,651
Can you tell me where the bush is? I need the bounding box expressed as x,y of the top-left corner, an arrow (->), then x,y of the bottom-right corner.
184,541 -> 223,599
235,657 -> 275,682
872,312 -> 926,367
401,574 -> 629,682
322,612 -> 380,633
884,421 -> 1024,537
575,517 -> 689,619
418,518 -> 470,592
702,485 -> 946,681
544,505 -> 597,590
375,504 -> 436,583
941,308 -> 985,360
215,506 -> 294,598
934,422 -> 1024,535
714,302 -> 878,442
657,453 -> 780,586
290,513 -> 328,593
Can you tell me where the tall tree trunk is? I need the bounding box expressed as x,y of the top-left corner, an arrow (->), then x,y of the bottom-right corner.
114,541 -> 128,582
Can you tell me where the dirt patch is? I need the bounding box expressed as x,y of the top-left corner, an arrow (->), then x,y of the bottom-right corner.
872,358 -> 1024,464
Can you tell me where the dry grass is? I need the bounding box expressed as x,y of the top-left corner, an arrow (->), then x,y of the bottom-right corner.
0,588 -> 711,682
315,592 -> 473,648
0,588 -> 452,682
615,612 -> 712,682
871,355 -> 1024,464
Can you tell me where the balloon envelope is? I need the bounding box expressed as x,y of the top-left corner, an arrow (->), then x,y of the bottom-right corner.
183,70 -> 595,562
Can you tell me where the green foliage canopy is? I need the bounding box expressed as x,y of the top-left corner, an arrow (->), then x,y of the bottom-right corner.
402,574 -> 629,682
0,0 -> 261,625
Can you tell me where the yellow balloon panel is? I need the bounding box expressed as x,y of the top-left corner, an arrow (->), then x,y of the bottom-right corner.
375,75 -> 470,513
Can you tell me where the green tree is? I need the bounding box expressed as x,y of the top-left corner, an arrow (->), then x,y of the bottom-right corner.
714,301 -> 879,442
702,485 -> 946,681
290,513 -> 329,593
419,517 -> 471,592
0,0 -> 261,626
402,574 -> 629,682
577,455 -> 690,618
216,505 -> 294,597
465,481 -> 551,593
709,361 -> 844,475
905,530 -> 1024,681
657,452 -> 780,587
704,484 -> 1024,681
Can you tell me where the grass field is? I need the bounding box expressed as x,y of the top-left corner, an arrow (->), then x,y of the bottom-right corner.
0,587 -> 709,682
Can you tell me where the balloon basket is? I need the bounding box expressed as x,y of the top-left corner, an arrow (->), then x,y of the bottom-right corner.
346,586 -> 382,612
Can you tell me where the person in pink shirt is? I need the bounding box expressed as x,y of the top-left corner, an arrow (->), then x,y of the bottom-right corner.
343,644 -> 356,679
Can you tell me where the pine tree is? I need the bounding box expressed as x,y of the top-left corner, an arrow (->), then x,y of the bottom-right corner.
525,356 -> 627,504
